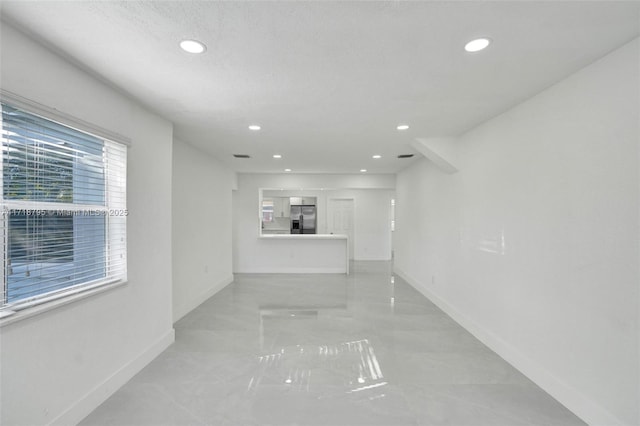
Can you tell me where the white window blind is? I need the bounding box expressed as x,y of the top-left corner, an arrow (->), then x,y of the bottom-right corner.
0,101 -> 127,315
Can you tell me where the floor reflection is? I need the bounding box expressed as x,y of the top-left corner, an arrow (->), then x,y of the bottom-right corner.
255,305 -> 386,398
249,338 -> 385,394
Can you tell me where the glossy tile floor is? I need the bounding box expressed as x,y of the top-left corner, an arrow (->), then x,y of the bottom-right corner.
81,262 -> 586,426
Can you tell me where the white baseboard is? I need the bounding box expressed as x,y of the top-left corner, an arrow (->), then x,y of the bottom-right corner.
393,266 -> 624,426
234,267 -> 346,274
173,274 -> 234,322
50,328 -> 175,426
352,257 -> 392,261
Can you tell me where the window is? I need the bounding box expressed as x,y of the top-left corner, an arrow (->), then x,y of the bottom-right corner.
1,100 -> 127,316
262,200 -> 274,223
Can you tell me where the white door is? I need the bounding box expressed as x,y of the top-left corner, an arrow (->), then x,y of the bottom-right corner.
327,198 -> 355,259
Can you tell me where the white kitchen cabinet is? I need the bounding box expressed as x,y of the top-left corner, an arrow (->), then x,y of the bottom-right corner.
271,197 -> 282,217
289,196 -> 316,206
281,197 -> 290,217
271,197 -> 289,217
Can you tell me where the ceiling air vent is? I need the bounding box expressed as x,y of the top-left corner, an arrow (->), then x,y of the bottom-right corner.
233,154 -> 251,158
397,154 -> 414,159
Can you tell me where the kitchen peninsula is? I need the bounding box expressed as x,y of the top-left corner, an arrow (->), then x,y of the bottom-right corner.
258,233 -> 349,274
258,192 -> 349,274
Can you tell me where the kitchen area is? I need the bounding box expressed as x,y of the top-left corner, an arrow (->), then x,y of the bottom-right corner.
257,190 -> 349,274
236,179 -> 394,274
261,196 -> 317,235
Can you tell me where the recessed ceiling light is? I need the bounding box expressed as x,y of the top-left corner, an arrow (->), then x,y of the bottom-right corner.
284,168 -> 292,172
464,38 -> 491,53
179,39 -> 206,54
360,169 -> 367,173
273,154 -> 282,159
396,125 -> 409,131
248,125 -> 261,131
372,155 -> 382,159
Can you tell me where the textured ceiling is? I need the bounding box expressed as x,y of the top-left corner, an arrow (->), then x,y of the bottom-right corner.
1,1 -> 639,174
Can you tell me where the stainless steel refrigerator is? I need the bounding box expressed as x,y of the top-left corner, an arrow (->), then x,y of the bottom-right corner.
290,205 -> 316,234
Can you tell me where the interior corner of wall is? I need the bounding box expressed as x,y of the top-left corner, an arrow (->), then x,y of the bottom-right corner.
231,172 -> 239,191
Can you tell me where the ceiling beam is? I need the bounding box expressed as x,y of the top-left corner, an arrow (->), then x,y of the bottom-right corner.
411,137 -> 459,174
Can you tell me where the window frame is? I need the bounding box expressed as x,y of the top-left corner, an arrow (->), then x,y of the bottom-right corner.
0,90 -> 130,323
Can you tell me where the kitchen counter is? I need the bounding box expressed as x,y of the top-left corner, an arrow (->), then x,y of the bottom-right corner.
259,233 -> 347,240
261,228 -> 290,235
262,217 -> 290,234
254,233 -> 349,274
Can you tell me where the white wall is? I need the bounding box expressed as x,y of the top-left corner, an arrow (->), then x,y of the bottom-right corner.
394,39 -> 639,426
0,23 -> 174,425
330,189 -> 394,260
233,173 -> 395,272
172,139 -> 235,322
